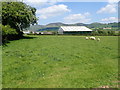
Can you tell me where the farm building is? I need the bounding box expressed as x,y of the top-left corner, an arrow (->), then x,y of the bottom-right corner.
23,30 -> 30,34
41,32 -> 54,35
58,26 -> 93,34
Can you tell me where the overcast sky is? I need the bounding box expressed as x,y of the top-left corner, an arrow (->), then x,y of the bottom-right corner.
23,0 -> 119,25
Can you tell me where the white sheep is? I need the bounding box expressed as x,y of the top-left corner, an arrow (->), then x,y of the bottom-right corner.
89,36 -> 96,40
97,38 -> 100,41
85,37 -> 89,40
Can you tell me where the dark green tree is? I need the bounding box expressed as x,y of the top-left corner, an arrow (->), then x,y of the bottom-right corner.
2,2 -> 37,34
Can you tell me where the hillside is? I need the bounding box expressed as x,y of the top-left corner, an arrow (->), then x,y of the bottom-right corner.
87,22 -> 118,29
25,25 -> 45,31
25,22 -> 118,32
46,22 -> 66,27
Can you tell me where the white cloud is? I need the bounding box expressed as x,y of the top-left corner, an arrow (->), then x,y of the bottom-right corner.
97,3 -> 117,14
108,0 -> 119,3
37,4 -> 70,19
84,12 -> 91,16
63,12 -> 91,24
23,0 -> 56,8
23,0 -> 63,8
101,17 -> 118,23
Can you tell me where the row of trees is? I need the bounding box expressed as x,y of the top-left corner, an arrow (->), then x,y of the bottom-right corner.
1,2 -> 37,44
91,30 -> 120,36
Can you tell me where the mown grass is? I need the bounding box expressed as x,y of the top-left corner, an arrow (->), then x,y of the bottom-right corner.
2,35 -> 118,88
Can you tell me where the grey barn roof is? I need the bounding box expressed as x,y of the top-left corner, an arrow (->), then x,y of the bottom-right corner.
60,26 -> 92,31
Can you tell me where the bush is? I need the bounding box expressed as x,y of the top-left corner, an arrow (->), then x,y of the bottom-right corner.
97,30 -> 108,36
103,31 -> 108,36
108,31 -> 116,36
91,30 -> 99,36
118,31 -> 120,36
91,30 -> 118,36
1,24 -> 18,43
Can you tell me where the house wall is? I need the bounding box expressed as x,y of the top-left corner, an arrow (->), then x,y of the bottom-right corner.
58,28 -> 63,34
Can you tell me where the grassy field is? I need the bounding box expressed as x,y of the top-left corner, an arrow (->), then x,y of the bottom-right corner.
2,35 -> 118,88
0,46 -> 2,89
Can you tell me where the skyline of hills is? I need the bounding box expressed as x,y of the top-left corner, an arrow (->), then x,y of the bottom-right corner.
25,22 -> 118,32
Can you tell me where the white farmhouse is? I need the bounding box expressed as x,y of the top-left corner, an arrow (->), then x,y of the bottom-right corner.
23,30 -> 30,34
58,26 -> 92,34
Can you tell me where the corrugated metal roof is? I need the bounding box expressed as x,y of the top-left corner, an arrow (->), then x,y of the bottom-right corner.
60,26 -> 92,31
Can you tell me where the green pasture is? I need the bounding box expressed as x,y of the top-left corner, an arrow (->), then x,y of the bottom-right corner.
2,35 -> 118,88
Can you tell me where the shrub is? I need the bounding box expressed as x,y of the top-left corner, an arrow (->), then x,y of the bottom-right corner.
102,30 -> 108,36
97,30 -> 108,36
108,31 -> 116,36
90,30 -> 119,36
91,30 -> 99,36
118,31 -> 120,36
1,24 -> 18,43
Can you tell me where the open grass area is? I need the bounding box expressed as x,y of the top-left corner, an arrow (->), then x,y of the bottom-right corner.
0,46 -> 2,89
2,35 -> 118,88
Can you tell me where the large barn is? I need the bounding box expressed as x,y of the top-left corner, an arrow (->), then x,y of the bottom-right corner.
58,26 -> 93,34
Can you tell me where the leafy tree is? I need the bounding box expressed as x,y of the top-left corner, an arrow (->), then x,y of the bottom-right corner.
2,2 -> 37,34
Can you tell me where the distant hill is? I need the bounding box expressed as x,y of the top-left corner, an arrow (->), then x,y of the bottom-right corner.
38,27 -> 59,31
25,25 -> 45,31
87,22 -> 118,29
75,23 -> 88,26
25,22 -> 118,32
45,22 -> 87,27
46,22 -> 66,27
